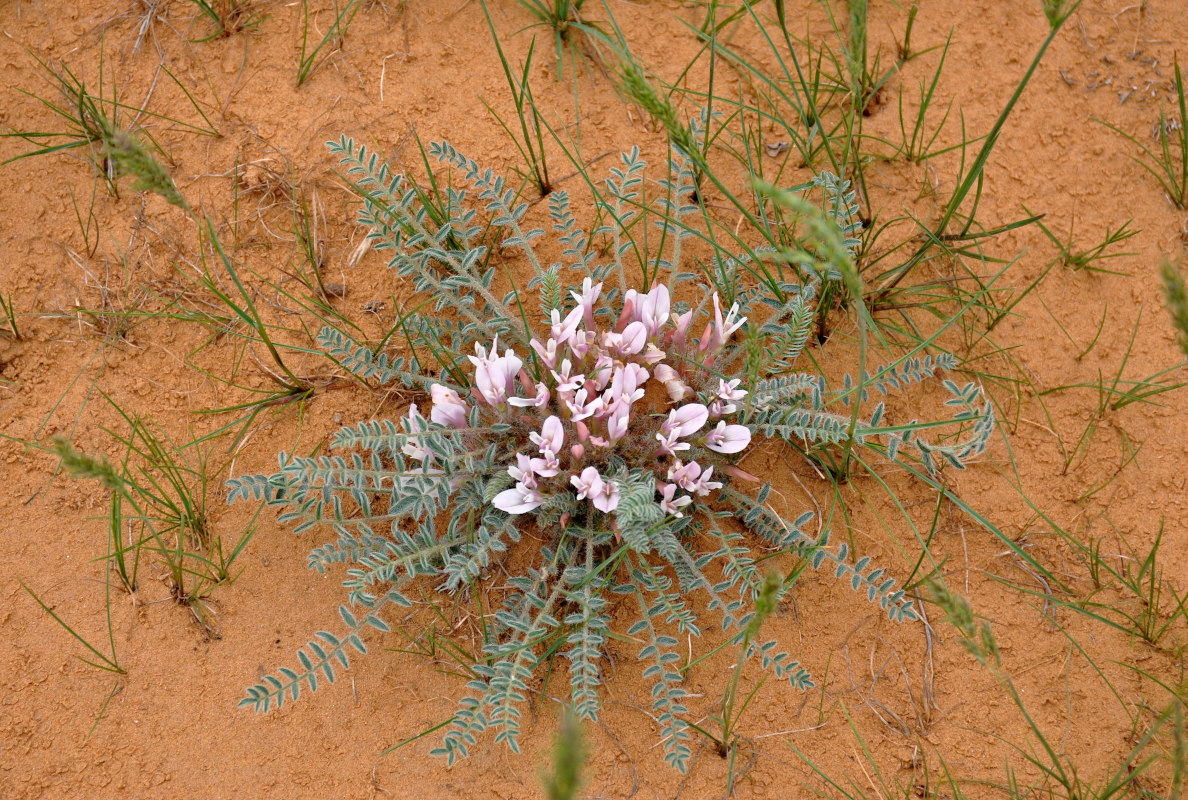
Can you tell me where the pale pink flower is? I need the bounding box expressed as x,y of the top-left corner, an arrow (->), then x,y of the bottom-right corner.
530,337 -> 561,369
705,421 -> 751,454
658,483 -> 692,518
551,359 -> 583,393
551,307 -> 583,346
667,459 -> 702,492
565,388 -> 602,422
616,290 -> 638,331
641,343 -> 666,365
592,478 -> 620,513
654,364 -> 691,402
469,338 -> 522,406
530,416 -> 565,455
670,309 -> 693,351
701,293 -> 746,354
570,467 -> 603,501
508,382 -> 549,409
571,278 -> 602,328
429,384 -> 469,428
638,284 -> 670,337
690,465 -> 722,496
493,484 -> 544,514
403,403 -> 430,462
717,378 -> 747,404
569,330 -> 593,359
508,453 -> 539,489
606,405 -> 630,443
606,364 -> 646,409
662,403 -> 709,439
614,321 -> 649,357
654,429 -> 690,457
590,354 -> 615,391
531,451 -> 561,478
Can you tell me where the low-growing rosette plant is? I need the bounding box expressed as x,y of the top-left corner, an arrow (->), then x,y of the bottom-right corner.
229,131 -> 994,771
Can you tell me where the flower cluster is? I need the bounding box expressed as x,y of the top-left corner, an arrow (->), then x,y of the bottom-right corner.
406,280 -> 753,523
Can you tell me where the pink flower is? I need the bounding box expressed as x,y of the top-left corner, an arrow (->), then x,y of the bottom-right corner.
508,382 -> 550,408
667,460 -> 704,493
508,453 -> 539,489
468,338 -> 523,406
564,388 -> 602,422
551,307 -> 583,346
654,364 -> 691,402
494,483 -> 544,514
638,284 -> 670,337
662,403 -> 709,439
592,478 -> 620,513
429,384 -> 469,428
571,278 -> 602,328
690,465 -> 722,496
700,293 -> 747,355
606,405 -> 630,443
551,359 -> 583,393
658,483 -> 692,518
530,416 -> 565,455
530,337 -> 560,369
571,467 -> 604,501
705,421 -> 751,454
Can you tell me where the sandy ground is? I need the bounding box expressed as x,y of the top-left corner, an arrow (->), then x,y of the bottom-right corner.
1,0 -> 1187,797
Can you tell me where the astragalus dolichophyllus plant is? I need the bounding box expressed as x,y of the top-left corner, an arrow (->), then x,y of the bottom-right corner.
228,132 -> 995,771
